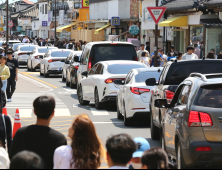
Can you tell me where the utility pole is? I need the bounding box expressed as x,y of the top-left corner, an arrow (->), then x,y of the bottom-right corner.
6,0 -> 8,49
154,0 -> 158,67
54,0 -> 56,43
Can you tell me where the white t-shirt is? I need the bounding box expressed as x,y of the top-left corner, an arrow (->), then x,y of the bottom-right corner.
22,38 -> 29,43
0,147 -> 10,169
182,53 -> 198,60
53,145 -> 74,169
161,54 -> 167,67
141,57 -> 150,67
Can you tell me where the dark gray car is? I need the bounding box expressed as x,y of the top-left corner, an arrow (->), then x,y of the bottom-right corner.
155,73 -> 222,169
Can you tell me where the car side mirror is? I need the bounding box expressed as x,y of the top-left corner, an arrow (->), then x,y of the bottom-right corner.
39,56 -> 43,59
61,59 -> 65,62
65,60 -> 70,64
114,79 -> 124,85
155,99 -> 168,108
81,71 -> 88,77
74,56 -> 80,62
145,78 -> 157,86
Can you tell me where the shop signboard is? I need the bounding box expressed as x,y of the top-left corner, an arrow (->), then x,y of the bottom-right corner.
111,16 -> 120,26
82,0 -> 89,8
147,7 -> 166,24
42,21 -> 47,27
129,25 -> 139,35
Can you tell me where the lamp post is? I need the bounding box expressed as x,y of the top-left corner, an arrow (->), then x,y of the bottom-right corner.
154,0 -> 158,67
6,0 -> 9,49
54,0 -> 56,43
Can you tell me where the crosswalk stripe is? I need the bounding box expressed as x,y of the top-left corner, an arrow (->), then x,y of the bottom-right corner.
90,108 -> 109,116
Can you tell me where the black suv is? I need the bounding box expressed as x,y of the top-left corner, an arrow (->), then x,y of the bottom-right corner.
146,60 -> 222,140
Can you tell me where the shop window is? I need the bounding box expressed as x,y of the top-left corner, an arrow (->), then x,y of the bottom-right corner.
111,28 -> 124,35
45,4 -> 48,14
190,26 -> 204,46
172,30 -> 185,53
206,28 -> 222,56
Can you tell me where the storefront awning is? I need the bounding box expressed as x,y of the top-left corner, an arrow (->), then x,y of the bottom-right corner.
159,16 -> 188,27
94,24 -> 112,34
56,22 -> 81,33
200,19 -> 222,28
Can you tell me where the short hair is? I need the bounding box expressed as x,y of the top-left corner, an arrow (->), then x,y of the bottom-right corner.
159,49 -> 163,53
106,134 -> 136,165
177,52 -> 183,57
146,42 -> 149,45
210,49 -> 215,52
187,46 -> 194,51
206,52 -> 215,59
10,151 -> 44,169
0,55 -> 6,60
141,148 -> 168,169
140,44 -> 145,46
142,52 -> 147,57
194,44 -> 198,48
33,96 -> 55,119
170,45 -> 174,49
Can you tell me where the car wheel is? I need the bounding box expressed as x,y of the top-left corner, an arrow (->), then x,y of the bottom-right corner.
44,66 -> 49,78
150,113 -> 160,140
123,102 -> 133,126
117,98 -> 123,120
176,141 -> 185,169
77,85 -> 90,105
66,75 -> 70,87
31,62 -> 35,72
62,71 -> 66,82
70,75 -> 77,89
94,88 -> 103,110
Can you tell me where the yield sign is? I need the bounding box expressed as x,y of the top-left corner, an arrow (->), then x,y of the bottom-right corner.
147,7 -> 167,24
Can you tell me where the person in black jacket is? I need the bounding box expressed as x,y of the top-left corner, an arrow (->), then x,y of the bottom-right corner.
0,78 -> 12,153
38,38 -> 45,47
167,45 -> 178,57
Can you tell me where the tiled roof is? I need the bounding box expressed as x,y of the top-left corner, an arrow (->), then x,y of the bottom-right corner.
22,0 -> 34,5
205,0 -> 222,6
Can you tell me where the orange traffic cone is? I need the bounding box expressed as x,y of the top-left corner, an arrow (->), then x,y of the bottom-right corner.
2,108 -> 7,116
12,109 -> 21,138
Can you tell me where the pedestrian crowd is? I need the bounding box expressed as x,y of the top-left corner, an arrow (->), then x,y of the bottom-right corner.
136,42 -> 221,67
0,94 -> 168,169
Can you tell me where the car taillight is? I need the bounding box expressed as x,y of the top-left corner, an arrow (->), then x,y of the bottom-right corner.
165,90 -> 174,99
75,66 -> 79,70
18,53 -> 26,56
135,57 -> 138,61
48,60 -> 52,63
188,111 -> 213,127
130,87 -> 150,95
88,57 -> 92,69
196,147 -> 211,151
35,56 -> 40,59
105,78 -> 125,84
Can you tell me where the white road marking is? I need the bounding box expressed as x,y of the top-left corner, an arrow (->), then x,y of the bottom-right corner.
63,88 -> 77,93
54,108 -> 71,116
73,104 -> 78,107
90,108 -> 109,116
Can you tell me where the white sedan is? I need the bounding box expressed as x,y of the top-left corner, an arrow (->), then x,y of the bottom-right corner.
77,60 -> 147,109
27,46 -> 58,72
40,49 -> 72,77
115,67 -> 163,126
14,45 -> 38,65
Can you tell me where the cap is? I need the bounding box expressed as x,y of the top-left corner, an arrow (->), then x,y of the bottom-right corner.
6,48 -> 14,54
132,137 -> 150,158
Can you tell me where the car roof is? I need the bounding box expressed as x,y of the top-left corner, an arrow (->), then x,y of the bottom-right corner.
87,41 -> 133,46
102,60 -> 144,65
49,49 -> 72,52
18,45 -> 37,47
135,67 -> 163,73
167,59 -> 222,65
9,40 -> 21,42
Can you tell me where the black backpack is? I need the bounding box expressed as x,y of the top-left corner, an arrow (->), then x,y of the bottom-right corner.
68,43 -> 73,49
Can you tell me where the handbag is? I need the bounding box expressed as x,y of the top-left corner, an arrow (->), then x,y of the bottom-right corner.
2,114 -> 7,151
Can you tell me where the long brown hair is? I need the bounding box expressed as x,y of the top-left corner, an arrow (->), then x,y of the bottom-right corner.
70,114 -> 102,169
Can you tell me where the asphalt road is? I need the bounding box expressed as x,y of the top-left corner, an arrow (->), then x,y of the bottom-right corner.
7,67 -> 160,168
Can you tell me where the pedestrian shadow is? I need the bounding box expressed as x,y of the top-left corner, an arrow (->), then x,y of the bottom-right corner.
145,138 -> 161,147
71,93 -> 78,100
110,118 -> 150,129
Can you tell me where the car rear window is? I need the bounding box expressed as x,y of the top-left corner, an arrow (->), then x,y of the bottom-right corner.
194,84 -> 222,108
9,42 -> 20,47
135,72 -> 162,83
107,64 -> 146,74
13,44 -> 24,50
20,46 -> 36,51
91,44 -> 137,66
51,51 -> 70,57
38,48 -> 56,53
165,62 -> 222,85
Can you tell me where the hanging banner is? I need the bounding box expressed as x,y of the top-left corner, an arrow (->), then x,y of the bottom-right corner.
82,0 -> 89,8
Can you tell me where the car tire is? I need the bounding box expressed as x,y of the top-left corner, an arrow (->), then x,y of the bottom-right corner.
44,66 -> 49,78
123,102 -> 133,126
62,71 -> 66,82
27,60 -> 30,71
176,141 -> 185,169
150,113 -> 160,140
94,88 -> 103,110
70,75 -> 77,89
66,75 -> 70,87
40,66 -> 44,76
31,62 -> 35,72
117,98 -> 123,120
160,129 -> 166,151
77,85 -> 90,105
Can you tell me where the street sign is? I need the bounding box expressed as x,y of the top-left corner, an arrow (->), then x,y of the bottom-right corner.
111,16 -> 120,26
8,21 -> 13,28
147,7 -> 166,24
82,0 -> 89,8
129,25 -> 139,36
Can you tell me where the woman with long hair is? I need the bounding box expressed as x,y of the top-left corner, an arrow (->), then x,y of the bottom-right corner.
206,52 -> 215,59
53,114 -> 103,169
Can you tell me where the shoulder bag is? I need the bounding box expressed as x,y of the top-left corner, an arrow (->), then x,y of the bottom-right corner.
2,114 -> 7,151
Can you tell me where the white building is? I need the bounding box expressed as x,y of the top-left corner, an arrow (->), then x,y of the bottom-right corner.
31,19 -> 39,37
39,1 -> 50,39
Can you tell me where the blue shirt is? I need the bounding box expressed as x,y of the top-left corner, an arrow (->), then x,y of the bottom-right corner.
151,52 -> 162,66
167,56 -> 177,61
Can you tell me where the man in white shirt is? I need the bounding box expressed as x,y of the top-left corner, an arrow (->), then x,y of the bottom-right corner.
137,44 -> 149,62
106,134 -> 136,169
182,46 -> 198,60
22,36 -> 30,43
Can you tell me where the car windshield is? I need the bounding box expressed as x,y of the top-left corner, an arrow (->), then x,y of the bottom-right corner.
38,48 -> 56,53
91,44 -> 137,66
107,64 -> 146,74
165,62 -> 222,85
20,46 -> 36,51
51,51 -> 70,57
194,84 -> 222,108
135,71 -> 162,83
